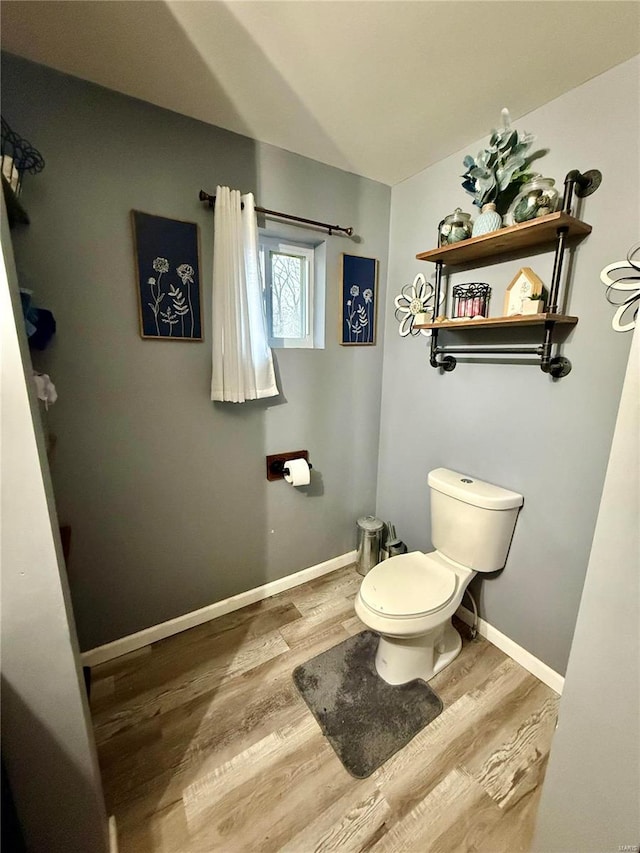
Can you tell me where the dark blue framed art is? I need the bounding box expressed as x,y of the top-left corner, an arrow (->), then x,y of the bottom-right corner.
341,254 -> 378,345
132,211 -> 203,341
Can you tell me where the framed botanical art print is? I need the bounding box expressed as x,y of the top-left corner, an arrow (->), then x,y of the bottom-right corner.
341,254 -> 378,345
132,211 -> 203,341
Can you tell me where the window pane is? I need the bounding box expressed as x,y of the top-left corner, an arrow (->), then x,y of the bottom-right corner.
270,252 -> 306,339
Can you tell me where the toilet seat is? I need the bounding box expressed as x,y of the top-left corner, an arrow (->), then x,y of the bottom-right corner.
360,552 -> 457,618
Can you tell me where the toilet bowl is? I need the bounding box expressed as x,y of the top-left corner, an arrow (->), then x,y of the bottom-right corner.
355,468 -> 523,685
355,551 -> 474,684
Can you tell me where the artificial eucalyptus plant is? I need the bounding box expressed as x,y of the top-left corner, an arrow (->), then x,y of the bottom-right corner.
461,109 -> 546,216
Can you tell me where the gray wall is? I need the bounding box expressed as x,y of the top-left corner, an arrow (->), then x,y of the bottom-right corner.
1,205 -> 109,852
1,53 -> 391,650
377,56 -> 639,674
533,329 -> 639,851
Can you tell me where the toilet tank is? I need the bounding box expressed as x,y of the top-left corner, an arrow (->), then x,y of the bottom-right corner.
428,468 -> 524,572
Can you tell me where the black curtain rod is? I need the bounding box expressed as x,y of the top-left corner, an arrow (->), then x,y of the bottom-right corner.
198,190 -> 353,237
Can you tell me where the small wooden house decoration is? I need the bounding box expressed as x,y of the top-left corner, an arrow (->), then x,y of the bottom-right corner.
504,267 -> 545,316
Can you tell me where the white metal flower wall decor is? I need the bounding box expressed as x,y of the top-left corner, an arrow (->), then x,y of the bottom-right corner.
600,242 -> 640,332
394,273 -> 441,337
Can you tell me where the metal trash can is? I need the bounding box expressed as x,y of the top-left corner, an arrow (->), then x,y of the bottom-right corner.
356,515 -> 385,576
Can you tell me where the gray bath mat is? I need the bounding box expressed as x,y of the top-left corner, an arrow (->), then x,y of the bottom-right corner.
292,630 -> 443,778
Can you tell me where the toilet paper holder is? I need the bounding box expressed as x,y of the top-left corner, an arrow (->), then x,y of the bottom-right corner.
266,450 -> 312,481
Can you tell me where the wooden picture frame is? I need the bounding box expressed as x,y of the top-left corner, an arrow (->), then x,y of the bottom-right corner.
503,267 -> 545,316
131,211 -> 203,341
340,254 -> 378,345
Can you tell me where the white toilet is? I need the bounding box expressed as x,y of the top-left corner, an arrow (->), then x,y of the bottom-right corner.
355,468 -> 523,685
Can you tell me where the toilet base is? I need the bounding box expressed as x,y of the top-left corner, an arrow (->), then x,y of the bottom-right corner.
374,620 -> 462,685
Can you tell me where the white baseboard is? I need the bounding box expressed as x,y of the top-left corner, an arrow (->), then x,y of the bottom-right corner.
82,552 -> 564,696
81,551 -> 357,667
457,604 -> 565,695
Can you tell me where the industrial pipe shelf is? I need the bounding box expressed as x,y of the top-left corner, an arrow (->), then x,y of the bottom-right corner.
416,169 -> 601,378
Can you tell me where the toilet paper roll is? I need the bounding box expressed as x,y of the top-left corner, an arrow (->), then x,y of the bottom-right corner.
284,458 -> 311,487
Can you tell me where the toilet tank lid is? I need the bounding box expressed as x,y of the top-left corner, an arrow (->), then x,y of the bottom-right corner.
428,468 -> 524,510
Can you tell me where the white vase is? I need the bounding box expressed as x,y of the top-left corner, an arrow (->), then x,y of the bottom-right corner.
472,203 -> 503,237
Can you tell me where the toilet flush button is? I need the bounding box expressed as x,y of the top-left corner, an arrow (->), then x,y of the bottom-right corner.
460,478 -> 473,484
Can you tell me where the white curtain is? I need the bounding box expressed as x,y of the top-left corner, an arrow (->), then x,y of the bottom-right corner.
211,186 -> 279,403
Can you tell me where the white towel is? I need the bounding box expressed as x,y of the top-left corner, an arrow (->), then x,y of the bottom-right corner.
33,372 -> 57,409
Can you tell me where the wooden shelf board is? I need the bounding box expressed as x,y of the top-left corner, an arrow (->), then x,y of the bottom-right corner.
416,213 -> 591,266
415,313 -> 579,331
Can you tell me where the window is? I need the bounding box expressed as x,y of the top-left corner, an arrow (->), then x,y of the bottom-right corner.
259,236 -> 325,349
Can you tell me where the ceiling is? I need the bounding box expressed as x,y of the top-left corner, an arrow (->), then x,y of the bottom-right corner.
2,1 -> 639,185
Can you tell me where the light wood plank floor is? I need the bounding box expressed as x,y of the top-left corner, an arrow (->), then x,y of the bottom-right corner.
91,565 -> 559,852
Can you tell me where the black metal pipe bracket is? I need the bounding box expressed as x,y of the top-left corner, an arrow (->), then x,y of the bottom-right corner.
562,169 -> 602,213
